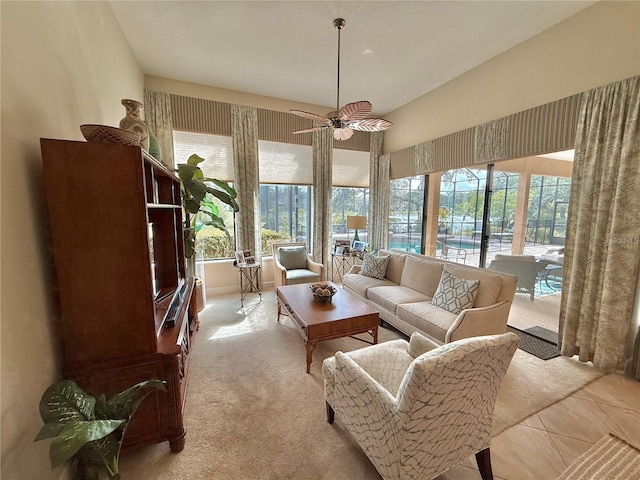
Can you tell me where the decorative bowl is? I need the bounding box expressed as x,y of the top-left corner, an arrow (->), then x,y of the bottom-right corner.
309,283 -> 337,302
80,124 -> 141,146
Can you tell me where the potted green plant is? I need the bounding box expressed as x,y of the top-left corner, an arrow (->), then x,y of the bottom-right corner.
177,154 -> 239,273
34,379 -> 165,480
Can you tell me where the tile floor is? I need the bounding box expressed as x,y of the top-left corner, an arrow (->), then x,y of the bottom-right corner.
436,372 -> 640,480
207,287 -> 639,480
436,282 -> 640,479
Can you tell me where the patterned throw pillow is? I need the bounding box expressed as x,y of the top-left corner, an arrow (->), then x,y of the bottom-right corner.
360,254 -> 390,280
431,270 -> 481,315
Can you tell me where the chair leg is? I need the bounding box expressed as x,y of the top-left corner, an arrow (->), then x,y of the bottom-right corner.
475,447 -> 493,480
326,402 -> 335,424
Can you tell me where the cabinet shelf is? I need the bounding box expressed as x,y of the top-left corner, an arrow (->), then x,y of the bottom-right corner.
41,138 -> 197,453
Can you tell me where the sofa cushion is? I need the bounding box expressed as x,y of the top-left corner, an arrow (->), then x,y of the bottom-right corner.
377,250 -> 406,284
397,302 -> 457,343
278,246 -> 307,270
443,264 -> 503,307
367,286 -> 429,315
399,255 -> 444,297
360,253 -> 390,279
431,270 -> 480,314
343,273 -> 395,298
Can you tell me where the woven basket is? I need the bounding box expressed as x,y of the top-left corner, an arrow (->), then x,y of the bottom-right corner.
80,124 -> 141,146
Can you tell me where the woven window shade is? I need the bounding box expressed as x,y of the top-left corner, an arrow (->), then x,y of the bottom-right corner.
172,130 -> 234,182
258,140 -> 313,185
332,148 -> 370,187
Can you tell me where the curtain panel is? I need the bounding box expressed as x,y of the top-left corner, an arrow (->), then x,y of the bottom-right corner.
312,127 -> 333,273
368,132 -> 390,250
559,75 -> 640,372
232,105 -> 262,268
144,90 -> 175,167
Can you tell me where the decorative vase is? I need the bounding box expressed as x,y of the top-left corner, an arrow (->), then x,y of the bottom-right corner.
119,99 -> 150,150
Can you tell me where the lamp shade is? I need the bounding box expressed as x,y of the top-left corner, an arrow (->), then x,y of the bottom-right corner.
346,215 -> 367,230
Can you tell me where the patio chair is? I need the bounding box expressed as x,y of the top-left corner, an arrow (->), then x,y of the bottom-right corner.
436,241 -> 467,264
488,254 -> 548,300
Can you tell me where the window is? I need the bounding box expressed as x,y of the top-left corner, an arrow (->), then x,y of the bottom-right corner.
260,184 -> 311,254
527,175 -> 572,245
389,176 -> 425,253
173,131 -> 236,260
258,140 -> 312,254
332,187 -> 369,244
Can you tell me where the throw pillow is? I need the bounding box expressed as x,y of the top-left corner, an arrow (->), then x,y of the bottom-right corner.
360,254 -> 390,280
278,247 -> 307,270
431,270 -> 480,315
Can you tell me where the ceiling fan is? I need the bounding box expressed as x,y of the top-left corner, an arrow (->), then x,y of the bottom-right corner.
290,18 -> 392,141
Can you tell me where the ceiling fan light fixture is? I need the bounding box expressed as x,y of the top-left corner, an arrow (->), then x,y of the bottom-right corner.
333,127 -> 354,141
290,18 -> 392,141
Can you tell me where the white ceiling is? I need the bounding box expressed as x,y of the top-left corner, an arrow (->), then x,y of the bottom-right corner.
109,1 -> 596,116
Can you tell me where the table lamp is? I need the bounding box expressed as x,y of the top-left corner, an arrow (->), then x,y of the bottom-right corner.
346,215 -> 367,244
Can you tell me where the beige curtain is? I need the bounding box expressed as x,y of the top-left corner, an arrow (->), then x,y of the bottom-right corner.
144,90 -> 174,167
232,105 -> 262,270
559,75 -> 640,372
312,127 -> 333,273
369,132 -> 390,250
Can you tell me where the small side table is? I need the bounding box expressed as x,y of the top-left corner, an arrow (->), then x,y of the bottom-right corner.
236,264 -> 262,308
331,253 -> 362,282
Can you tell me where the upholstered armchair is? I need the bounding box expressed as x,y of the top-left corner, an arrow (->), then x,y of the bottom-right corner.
272,242 -> 324,288
323,332 -> 519,480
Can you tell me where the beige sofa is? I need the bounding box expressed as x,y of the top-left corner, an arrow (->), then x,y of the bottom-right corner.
343,250 -> 518,344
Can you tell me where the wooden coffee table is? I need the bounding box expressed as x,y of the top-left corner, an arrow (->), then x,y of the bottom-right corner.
276,282 -> 379,373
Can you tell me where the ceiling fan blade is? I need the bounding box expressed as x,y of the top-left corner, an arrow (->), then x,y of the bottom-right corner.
349,118 -> 393,132
290,109 -> 332,124
338,101 -> 372,121
292,126 -> 330,135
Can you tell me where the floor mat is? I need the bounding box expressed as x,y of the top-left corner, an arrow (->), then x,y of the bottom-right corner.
524,325 -> 559,344
507,325 -> 561,360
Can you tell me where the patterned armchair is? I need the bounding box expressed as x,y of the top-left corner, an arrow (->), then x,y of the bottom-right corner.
322,332 -> 519,480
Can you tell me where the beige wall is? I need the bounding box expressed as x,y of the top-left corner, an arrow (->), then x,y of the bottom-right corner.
0,3 -> 144,479
384,1 -> 640,153
146,75 -> 331,113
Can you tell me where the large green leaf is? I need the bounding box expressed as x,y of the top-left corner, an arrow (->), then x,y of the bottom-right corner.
207,178 -> 237,199
49,420 -> 123,469
206,186 -> 239,212
184,179 -> 207,204
106,379 -> 166,420
34,423 -> 65,441
39,380 -> 95,424
184,197 -> 201,215
187,153 -> 205,167
199,198 -> 220,217
177,163 -> 197,184
94,394 -> 108,420
78,434 -> 122,478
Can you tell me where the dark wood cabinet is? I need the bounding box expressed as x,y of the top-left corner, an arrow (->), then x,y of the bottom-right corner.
41,139 -> 197,452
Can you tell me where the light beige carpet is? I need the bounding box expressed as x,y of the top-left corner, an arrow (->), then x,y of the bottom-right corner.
118,292 -> 602,479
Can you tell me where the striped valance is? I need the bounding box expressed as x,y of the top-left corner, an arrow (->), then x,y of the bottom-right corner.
389,93 -> 582,178
169,93 -> 369,152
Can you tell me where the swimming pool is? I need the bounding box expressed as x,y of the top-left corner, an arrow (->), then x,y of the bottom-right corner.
388,240 -> 481,252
